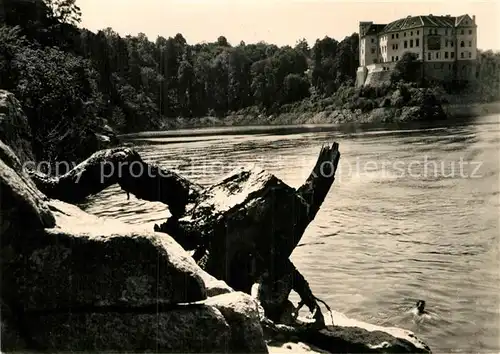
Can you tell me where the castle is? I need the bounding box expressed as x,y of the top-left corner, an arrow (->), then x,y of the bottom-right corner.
356,14 -> 478,87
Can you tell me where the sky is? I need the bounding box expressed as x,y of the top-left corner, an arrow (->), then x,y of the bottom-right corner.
78,0 -> 500,50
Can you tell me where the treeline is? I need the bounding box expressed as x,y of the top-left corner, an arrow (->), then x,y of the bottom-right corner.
1,0 -> 357,126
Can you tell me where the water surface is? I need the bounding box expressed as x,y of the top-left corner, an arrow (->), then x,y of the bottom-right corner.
83,115 -> 500,353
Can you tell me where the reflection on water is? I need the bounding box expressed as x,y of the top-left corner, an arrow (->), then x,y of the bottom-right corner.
82,114 -> 500,353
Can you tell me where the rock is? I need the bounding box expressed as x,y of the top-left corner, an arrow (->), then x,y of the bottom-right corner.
268,341 -> 329,354
2,199 -> 207,312
289,312 -> 432,353
0,140 -> 55,246
0,90 -> 34,166
23,305 -> 231,352
0,301 -> 28,351
298,325 -> 431,353
198,268 -> 234,297
204,292 -> 268,353
390,89 -> 405,107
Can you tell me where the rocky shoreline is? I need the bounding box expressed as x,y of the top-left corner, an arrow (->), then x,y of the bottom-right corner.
137,101 -> 500,133
1,89 -> 432,353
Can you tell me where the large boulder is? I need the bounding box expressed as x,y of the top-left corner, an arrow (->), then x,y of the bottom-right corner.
2,199 -> 207,312
0,140 -> 55,245
22,304 -> 232,352
205,292 -> 268,353
264,311 -> 432,354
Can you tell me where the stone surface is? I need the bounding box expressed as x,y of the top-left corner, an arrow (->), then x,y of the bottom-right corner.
204,292 -> 268,353
23,305 -> 231,352
2,199 -> 207,312
198,267 -> 235,297
292,312 -> 432,353
0,140 -> 55,245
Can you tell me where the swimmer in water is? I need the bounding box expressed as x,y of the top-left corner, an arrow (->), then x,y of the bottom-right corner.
415,300 -> 428,316
409,300 -> 434,321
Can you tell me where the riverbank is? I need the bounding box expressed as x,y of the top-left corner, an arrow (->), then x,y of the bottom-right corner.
119,101 -> 500,139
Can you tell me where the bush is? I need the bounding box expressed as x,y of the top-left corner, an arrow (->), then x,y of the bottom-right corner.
8,42 -> 104,164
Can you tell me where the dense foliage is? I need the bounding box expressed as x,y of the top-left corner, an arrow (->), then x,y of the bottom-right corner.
1,0 -> 499,166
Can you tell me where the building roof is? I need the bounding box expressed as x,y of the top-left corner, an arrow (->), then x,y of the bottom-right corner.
364,24 -> 387,36
366,14 -> 474,35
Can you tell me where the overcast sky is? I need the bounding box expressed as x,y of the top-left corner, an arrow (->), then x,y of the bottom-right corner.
78,0 -> 500,50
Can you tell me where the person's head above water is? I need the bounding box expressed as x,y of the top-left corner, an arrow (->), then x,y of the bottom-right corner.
416,300 -> 426,314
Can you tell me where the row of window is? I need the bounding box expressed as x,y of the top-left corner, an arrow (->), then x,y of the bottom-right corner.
426,51 -> 472,60
375,28 -> 474,42
427,28 -> 473,36
427,52 -> 454,60
403,39 -> 420,49
376,40 -> 472,52
370,38 -> 472,54
384,50 -> 473,63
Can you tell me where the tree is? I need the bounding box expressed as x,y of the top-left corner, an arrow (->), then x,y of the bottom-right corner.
295,38 -> 310,57
43,0 -> 82,25
391,52 -> 420,84
283,73 -> 310,103
217,36 -> 230,47
9,45 -> 103,163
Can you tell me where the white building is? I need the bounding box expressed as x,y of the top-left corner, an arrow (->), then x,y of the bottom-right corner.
357,14 -> 478,85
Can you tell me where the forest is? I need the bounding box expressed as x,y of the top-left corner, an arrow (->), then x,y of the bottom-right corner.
1,0 -> 499,165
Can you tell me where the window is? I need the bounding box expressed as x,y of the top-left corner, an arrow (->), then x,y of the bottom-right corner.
445,40 -> 448,47
461,52 -> 464,58
461,29 -> 464,35
460,41 -> 465,47
445,52 -> 449,59
371,38 -> 374,43
391,56 -> 394,61
449,64 -> 451,70
428,52 -> 431,60
468,29 -> 472,35
416,38 -> 420,47
396,56 -> 399,61
451,40 -> 454,47
436,52 -> 440,59
468,41 -> 472,47
410,39 -> 413,48
396,33 -> 399,38
404,40 -> 408,48
445,29 -> 448,35
391,34 -> 394,39
451,52 -> 455,58
404,32 -> 406,37
434,29 -> 438,34
371,48 -> 375,54
469,52 -> 472,58
417,30 -> 420,35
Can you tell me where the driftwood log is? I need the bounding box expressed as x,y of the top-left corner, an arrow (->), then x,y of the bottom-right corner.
30,142 -> 341,325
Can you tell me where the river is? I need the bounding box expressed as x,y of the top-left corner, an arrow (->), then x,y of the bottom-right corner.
81,114 -> 500,353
